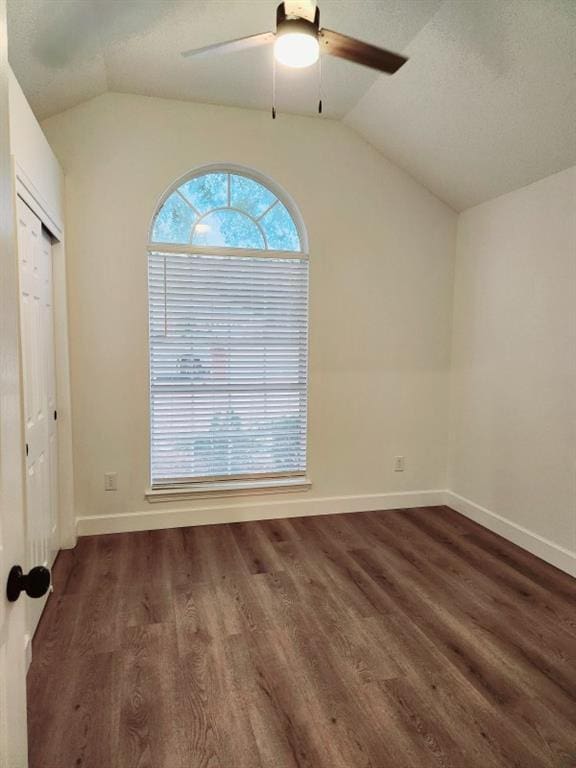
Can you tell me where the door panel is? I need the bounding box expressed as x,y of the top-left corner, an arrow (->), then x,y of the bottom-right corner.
16,198 -> 59,648
0,0 -> 29,758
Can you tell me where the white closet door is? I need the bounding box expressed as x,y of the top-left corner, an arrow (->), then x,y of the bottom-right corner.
16,196 -> 59,647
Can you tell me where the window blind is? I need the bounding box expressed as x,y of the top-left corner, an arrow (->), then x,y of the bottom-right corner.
149,251 -> 309,486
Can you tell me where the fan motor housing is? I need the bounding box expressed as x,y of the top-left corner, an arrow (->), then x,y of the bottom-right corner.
276,3 -> 320,36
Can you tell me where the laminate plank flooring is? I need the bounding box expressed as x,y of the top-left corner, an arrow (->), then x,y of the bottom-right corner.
28,506 -> 576,768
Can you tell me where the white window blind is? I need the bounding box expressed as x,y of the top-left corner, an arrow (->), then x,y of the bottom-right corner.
149,251 -> 309,487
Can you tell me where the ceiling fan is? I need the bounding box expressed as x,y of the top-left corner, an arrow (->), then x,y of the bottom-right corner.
181,1 -> 408,115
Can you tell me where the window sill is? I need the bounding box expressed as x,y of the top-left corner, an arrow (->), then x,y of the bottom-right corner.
145,476 -> 312,503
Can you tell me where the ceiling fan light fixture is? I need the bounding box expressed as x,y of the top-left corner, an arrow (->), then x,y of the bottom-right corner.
274,32 -> 319,68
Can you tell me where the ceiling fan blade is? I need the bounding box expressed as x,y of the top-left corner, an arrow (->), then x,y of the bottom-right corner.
181,32 -> 274,60
284,0 -> 317,23
318,29 -> 408,74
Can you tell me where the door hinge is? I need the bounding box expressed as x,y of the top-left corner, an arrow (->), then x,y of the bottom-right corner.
25,443 -> 29,457
54,410 -> 58,421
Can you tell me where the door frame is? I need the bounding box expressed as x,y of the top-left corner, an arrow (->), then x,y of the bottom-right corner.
14,171 -> 76,552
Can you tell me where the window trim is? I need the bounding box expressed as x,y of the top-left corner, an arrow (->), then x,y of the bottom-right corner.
145,475 -> 312,503
147,242 -> 308,260
147,164 -> 310,496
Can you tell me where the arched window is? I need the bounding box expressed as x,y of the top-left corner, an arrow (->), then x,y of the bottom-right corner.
148,166 -> 309,491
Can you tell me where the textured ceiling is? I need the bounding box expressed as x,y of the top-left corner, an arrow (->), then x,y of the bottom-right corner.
345,0 -> 576,210
7,0 -> 576,210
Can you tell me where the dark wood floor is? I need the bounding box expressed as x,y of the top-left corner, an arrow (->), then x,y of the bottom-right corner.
28,506 -> 576,768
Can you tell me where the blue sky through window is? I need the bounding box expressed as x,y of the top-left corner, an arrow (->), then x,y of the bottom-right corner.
151,171 -> 301,251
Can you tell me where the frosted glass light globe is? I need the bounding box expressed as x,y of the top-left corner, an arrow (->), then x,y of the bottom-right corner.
274,33 -> 320,68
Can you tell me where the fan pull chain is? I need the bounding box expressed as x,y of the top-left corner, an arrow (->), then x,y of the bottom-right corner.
318,52 -> 323,114
272,54 -> 277,119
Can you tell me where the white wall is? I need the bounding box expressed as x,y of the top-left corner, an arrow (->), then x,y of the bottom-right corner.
42,92 -> 456,533
448,167 -> 576,575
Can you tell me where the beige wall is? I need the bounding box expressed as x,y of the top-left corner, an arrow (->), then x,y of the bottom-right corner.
42,92 -> 456,528
449,167 -> 576,565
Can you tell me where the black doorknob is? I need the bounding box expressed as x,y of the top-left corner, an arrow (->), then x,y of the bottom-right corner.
6,565 -> 51,602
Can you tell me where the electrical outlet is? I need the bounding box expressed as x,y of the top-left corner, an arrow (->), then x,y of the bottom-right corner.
104,472 -> 117,491
393,456 -> 405,472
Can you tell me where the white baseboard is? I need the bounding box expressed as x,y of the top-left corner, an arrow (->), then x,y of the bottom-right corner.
444,491 -> 576,578
75,489 -> 576,579
76,490 -> 444,537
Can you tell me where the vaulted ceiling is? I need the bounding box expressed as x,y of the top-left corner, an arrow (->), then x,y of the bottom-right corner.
7,0 -> 576,210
